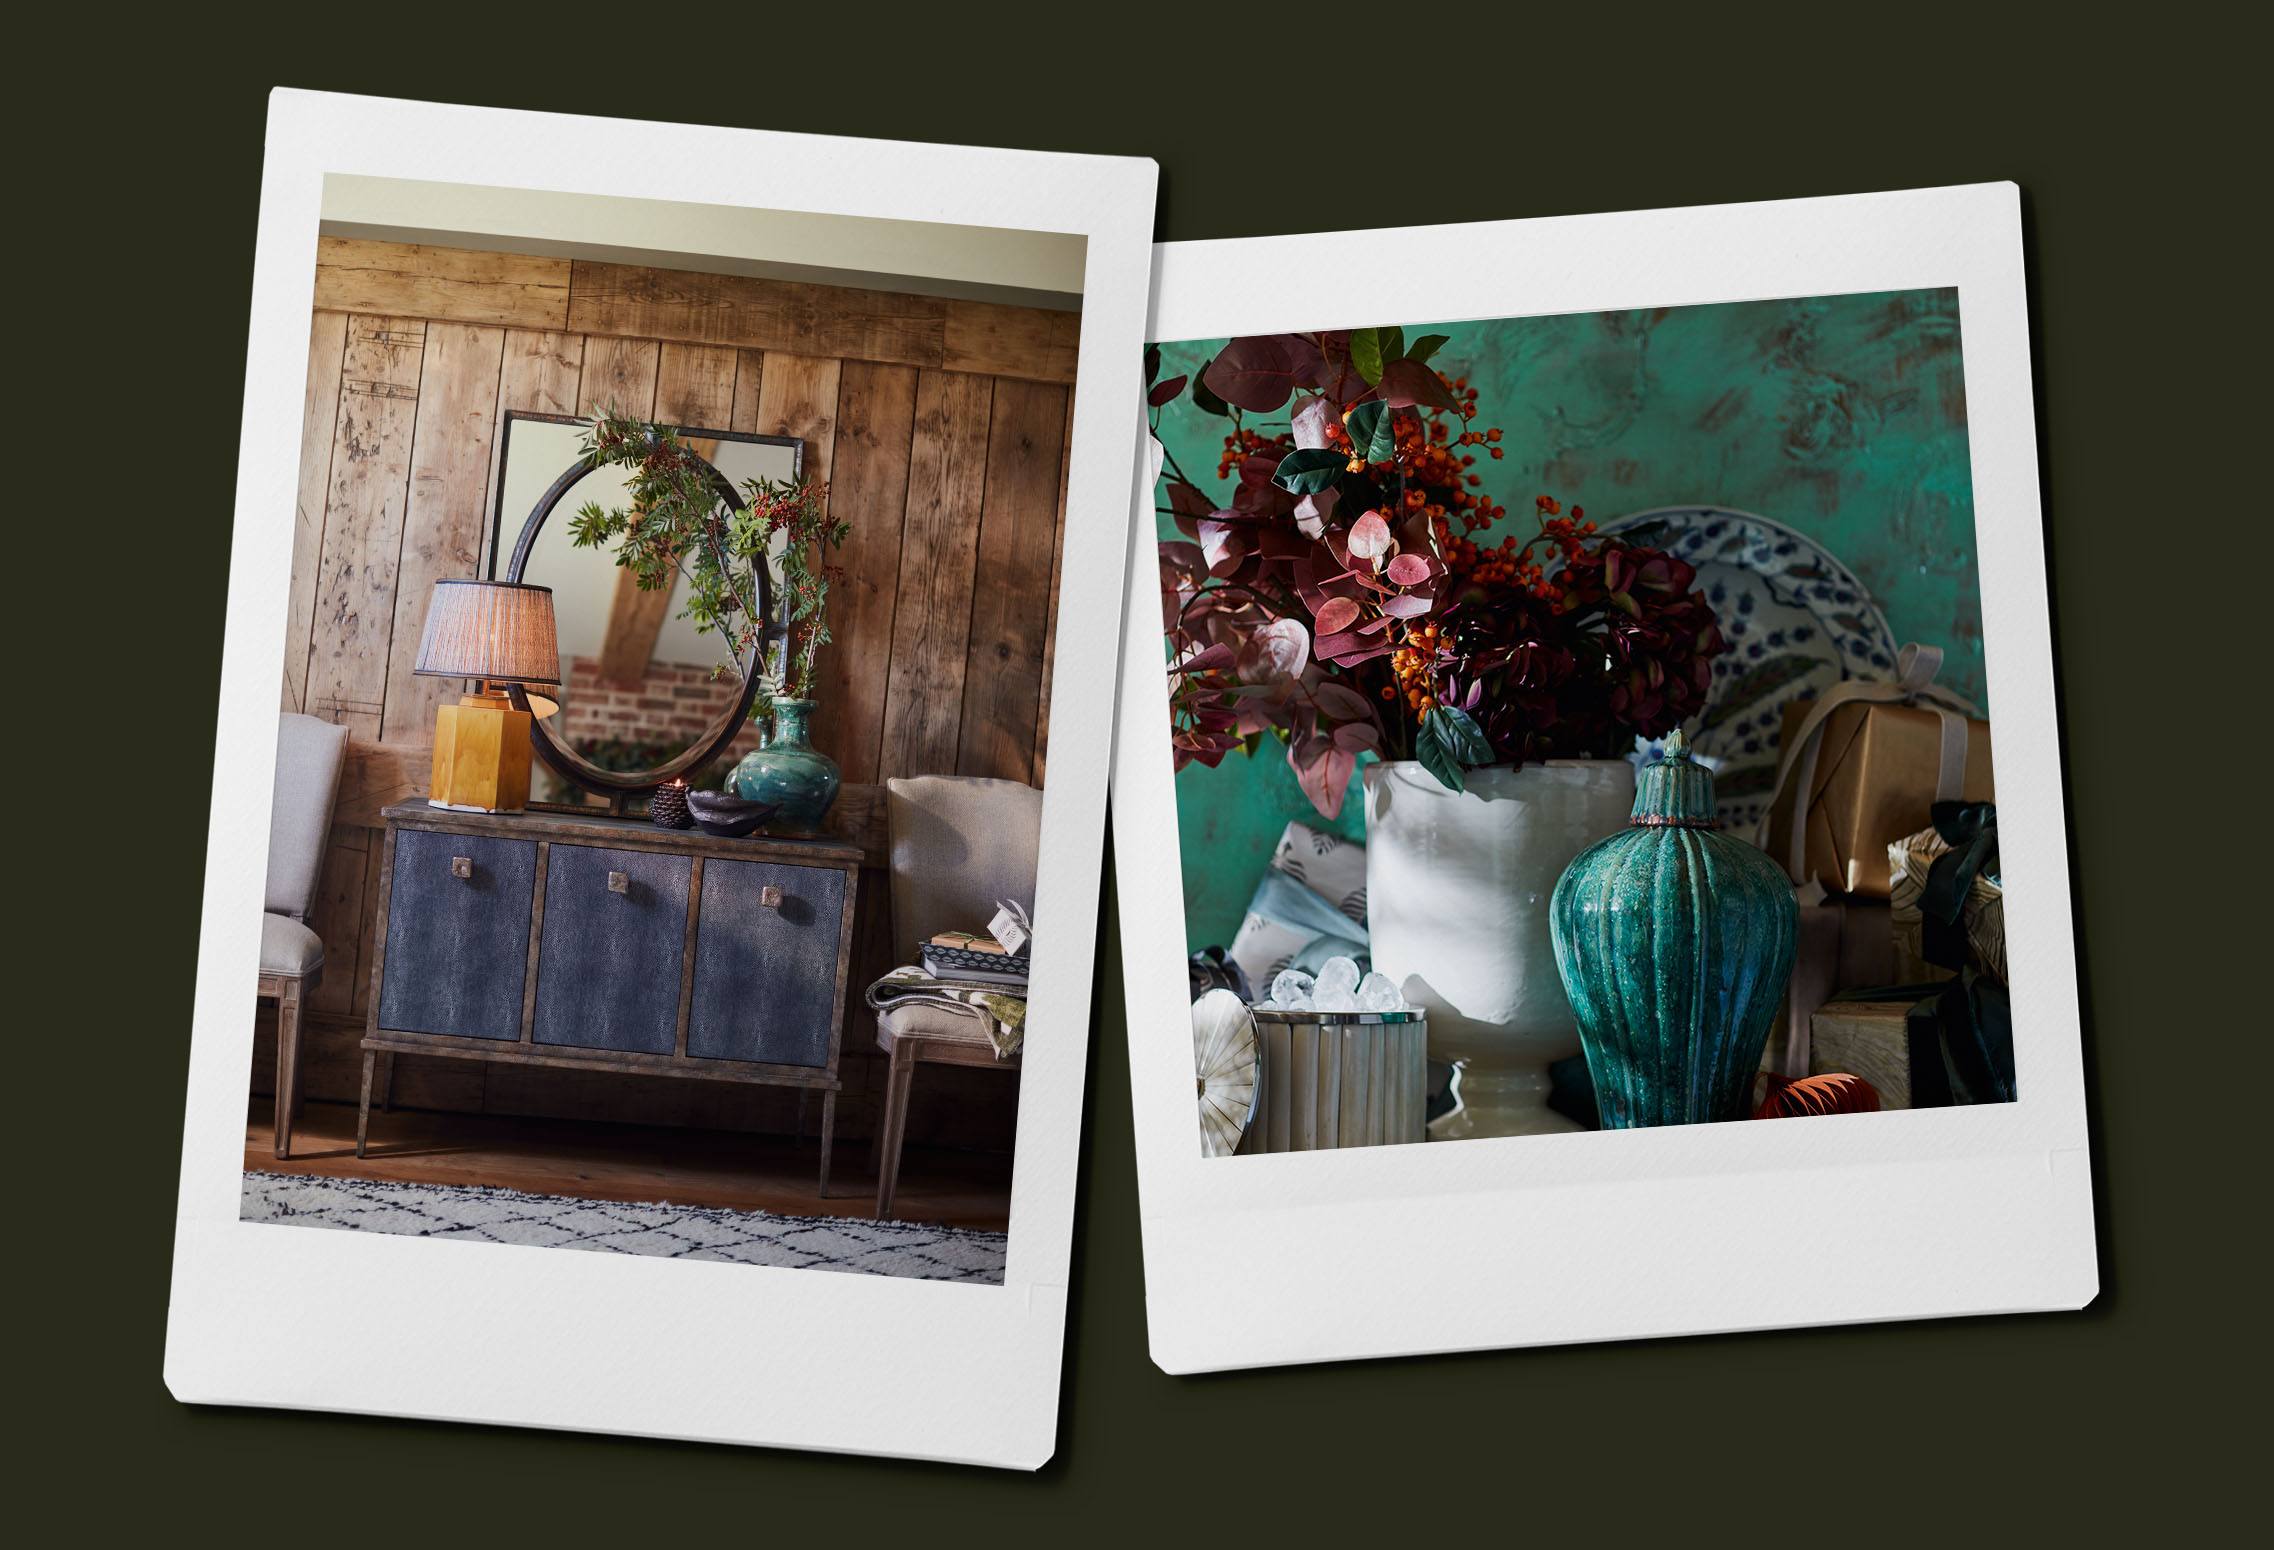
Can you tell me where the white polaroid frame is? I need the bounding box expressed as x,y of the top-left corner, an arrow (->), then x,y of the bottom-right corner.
165,89 -> 1156,1466
1113,184 -> 2095,1373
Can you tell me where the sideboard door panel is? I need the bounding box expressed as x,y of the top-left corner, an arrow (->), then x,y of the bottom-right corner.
533,844 -> 692,1055
377,829 -> 538,1041
689,860 -> 847,1067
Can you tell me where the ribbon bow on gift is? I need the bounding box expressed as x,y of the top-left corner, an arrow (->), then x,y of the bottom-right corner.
1759,643 -> 1981,1078
1919,800 -> 1999,973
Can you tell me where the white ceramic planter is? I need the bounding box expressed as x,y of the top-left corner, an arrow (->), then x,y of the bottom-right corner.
1364,758 -> 1635,1139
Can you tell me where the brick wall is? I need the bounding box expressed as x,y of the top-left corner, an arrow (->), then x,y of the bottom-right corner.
557,655 -> 766,774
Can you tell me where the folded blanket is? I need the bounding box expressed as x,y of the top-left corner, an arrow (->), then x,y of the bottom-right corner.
866,968 -> 1027,1059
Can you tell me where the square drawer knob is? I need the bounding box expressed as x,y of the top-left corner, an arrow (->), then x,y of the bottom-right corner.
450,856 -> 473,880
607,870 -> 630,894
760,885 -> 784,909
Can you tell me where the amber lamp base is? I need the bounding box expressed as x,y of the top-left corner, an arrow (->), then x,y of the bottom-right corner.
428,688 -> 533,813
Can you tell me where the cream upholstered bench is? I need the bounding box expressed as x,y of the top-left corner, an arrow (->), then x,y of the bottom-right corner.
872,776 -> 1040,1219
260,713 -> 348,1158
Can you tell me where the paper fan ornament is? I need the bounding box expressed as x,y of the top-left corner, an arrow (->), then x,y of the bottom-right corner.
1192,990 -> 1261,1158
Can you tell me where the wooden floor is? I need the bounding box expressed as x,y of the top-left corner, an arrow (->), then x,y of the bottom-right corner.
245,1099 -> 1013,1233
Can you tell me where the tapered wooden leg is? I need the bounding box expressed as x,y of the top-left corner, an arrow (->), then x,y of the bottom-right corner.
817,1090 -> 837,1199
869,1084 -> 885,1175
273,982 -> 302,1160
876,1041 -> 917,1220
378,1051 -> 395,1112
356,1049 -> 376,1159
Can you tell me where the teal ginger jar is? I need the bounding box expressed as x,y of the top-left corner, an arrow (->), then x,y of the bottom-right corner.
728,697 -> 840,834
1548,731 -> 1796,1128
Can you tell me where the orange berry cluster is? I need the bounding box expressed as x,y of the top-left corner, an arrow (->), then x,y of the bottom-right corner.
1441,495 -> 1599,603
1388,621 -> 1447,718
1216,426 -> 1288,481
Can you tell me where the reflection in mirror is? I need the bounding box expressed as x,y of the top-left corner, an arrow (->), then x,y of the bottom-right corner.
490,415 -> 800,809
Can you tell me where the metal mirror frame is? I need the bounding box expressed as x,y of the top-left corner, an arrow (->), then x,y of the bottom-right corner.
490,411 -> 803,809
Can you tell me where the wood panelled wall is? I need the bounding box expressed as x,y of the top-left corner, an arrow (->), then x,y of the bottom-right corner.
266,240 -> 1076,1151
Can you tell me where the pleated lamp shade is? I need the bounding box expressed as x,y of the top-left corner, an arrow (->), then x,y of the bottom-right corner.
413,579 -> 560,685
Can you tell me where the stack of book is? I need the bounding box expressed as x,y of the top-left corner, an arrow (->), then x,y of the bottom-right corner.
919,931 -> 1031,989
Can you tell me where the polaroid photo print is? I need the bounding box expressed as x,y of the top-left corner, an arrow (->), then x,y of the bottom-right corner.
1115,183 -> 2096,1372
165,88 -> 1155,1467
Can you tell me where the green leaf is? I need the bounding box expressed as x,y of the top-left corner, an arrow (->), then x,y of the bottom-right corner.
1349,328 -> 1386,386
1191,360 -> 1233,418
1344,401 -> 1397,464
1273,447 -> 1347,494
1408,333 -> 1450,365
1432,703 -> 1494,766
1414,715 -> 1467,793
1381,326 -> 1405,364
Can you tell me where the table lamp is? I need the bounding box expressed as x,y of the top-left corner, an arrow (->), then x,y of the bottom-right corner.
413,579 -> 560,812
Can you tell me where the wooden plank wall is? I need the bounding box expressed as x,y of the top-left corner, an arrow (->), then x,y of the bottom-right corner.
267,240 -> 1077,1151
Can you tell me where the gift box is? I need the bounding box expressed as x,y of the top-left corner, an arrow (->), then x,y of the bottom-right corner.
1758,644 -> 1992,900
1890,810 -> 2006,984
1808,977 -> 2016,1111
1225,821 -> 1368,987
1806,993 -> 1927,1109
1760,894 -> 1900,1078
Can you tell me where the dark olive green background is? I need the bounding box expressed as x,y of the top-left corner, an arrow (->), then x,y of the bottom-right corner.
24,14 -> 2249,1535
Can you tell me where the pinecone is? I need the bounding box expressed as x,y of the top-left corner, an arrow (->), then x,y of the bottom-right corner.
649,780 -> 693,829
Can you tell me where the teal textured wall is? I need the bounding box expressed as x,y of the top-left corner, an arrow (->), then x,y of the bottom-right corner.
1155,288 -> 1983,953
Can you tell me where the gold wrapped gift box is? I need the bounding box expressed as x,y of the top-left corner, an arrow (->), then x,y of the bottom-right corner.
1762,697 -> 1994,899
1888,824 -> 2007,984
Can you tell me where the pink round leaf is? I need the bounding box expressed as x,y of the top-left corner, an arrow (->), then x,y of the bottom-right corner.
1236,616 -> 1310,683
1348,511 -> 1393,561
1385,552 -> 1432,587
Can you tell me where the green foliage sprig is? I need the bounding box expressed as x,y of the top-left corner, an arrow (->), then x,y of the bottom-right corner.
566,409 -> 843,713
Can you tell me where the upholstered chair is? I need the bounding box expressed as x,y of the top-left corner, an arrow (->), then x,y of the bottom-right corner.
873,776 -> 1042,1218
261,712 -> 350,1158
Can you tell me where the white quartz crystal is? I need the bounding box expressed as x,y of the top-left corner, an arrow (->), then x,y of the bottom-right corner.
1355,972 -> 1404,1013
1268,969 -> 1315,1008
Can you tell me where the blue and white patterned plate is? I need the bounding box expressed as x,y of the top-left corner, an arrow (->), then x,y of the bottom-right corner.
1603,506 -> 1897,834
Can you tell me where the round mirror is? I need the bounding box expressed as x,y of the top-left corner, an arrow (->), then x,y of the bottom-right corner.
489,413 -> 803,811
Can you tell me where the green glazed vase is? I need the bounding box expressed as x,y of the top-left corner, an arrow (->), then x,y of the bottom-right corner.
728,697 -> 840,835
1548,731 -> 1796,1127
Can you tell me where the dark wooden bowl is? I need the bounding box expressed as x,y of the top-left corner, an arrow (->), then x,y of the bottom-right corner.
684,790 -> 780,839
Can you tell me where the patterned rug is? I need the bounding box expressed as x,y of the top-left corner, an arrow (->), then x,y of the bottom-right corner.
241,1172 -> 1007,1284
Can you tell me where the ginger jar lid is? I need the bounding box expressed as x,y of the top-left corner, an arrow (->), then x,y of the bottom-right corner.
1632,728 -> 1717,828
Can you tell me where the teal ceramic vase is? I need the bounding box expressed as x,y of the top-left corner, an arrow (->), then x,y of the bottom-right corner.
1548,731 -> 1796,1127
728,697 -> 839,834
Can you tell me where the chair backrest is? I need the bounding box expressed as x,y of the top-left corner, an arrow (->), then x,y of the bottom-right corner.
268,712 -> 350,919
883,776 -> 1044,954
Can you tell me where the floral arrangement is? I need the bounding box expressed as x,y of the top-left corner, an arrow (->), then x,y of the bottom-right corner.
568,410 -> 844,707
1152,330 -> 1726,818
743,475 -> 849,702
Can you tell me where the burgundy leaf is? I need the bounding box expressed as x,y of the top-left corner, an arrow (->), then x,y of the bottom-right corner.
1203,336 -> 1300,413
1378,358 -> 1461,412
1313,596 -> 1362,636
1311,681 -> 1374,721
1332,719 -> 1384,754
1290,736 -> 1356,822
1147,374 -> 1188,408
1171,642 -> 1235,675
